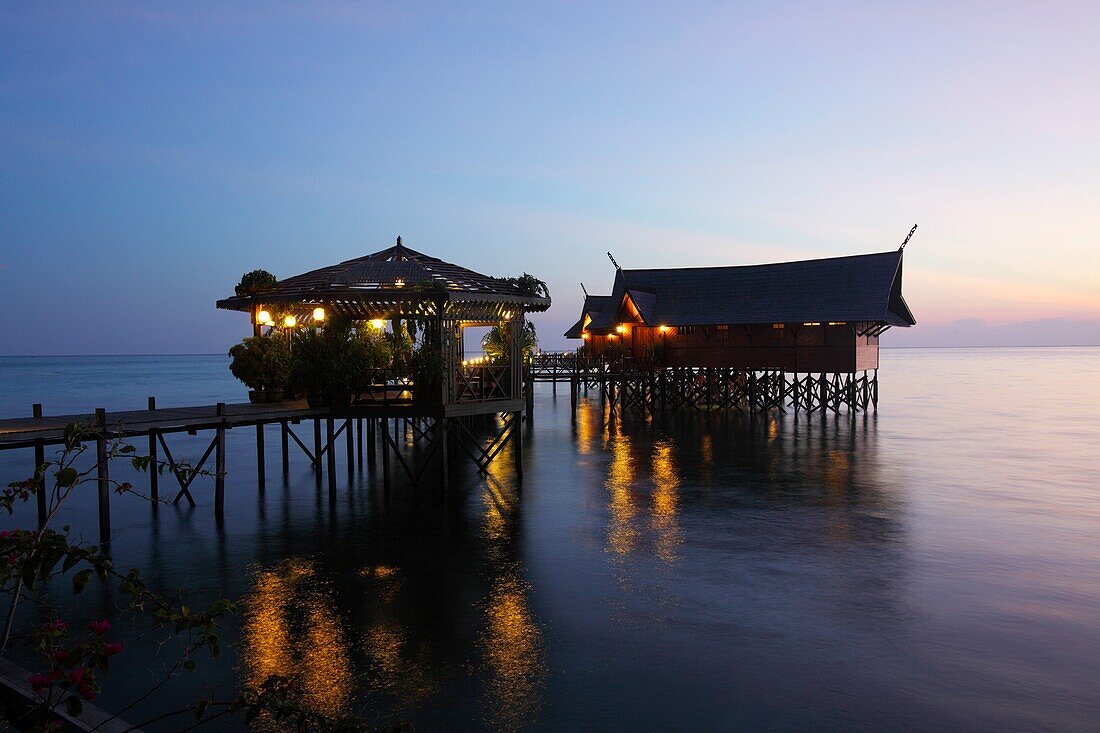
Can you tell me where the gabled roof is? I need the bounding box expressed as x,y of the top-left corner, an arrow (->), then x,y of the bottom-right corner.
565,249 -> 915,336
218,239 -> 551,319
563,294 -> 615,338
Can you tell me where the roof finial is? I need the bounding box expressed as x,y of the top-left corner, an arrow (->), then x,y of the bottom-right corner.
900,224 -> 918,251
607,251 -> 621,270
395,235 -> 403,259
581,282 -> 589,297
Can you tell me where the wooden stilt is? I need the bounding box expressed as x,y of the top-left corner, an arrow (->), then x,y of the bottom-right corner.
513,410 -> 523,481
345,418 -> 354,478
381,419 -> 391,493
313,418 -> 322,486
356,417 -> 363,469
367,418 -> 377,467
32,404 -> 46,527
440,418 -> 450,493
143,397 -> 159,502
570,375 -> 577,422
95,408 -> 110,545
214,403 -> 226,516
256,423 -> 266,491
326,417 -> 337,499
280,420 -> 289,474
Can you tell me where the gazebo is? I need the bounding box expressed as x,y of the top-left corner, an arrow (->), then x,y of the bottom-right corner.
217,237 -> 551,487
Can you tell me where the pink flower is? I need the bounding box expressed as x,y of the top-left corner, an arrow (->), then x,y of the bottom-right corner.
88,620 -> 110,636
67,667 -> 87,685
53,649 -> 69,663
42,620 -> 68,634
105,642 -> 123,657
0,530 -> 11,539
28,672 -> 54,695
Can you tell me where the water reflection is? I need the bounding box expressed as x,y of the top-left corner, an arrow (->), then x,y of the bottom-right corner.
242,558 -> 352,716
478,474 -> 547,731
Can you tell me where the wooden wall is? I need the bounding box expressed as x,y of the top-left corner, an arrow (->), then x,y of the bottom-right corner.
584,322 -> 879,372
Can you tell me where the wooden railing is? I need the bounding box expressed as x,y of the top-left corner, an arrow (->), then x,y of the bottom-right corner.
452,363 -> 514,403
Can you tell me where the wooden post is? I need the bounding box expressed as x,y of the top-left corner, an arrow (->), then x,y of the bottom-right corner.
513,410 -> 523,480
313,418 -> 322,486
326,417 -> 337,499
345,418 -> 354,478
32,404 -> 46,527
256,423 -> 266,491
214,403 -> 226,516
356,417 -> 363,469
367,418 -> 377,467
873,369 -> 879,411
440,418 -> 450,493
525,365 -> 534,424
147,397 -> 159,501
570,375 -> 578,422
95,408 -> 110,545
381,418 -> 391,493
280,421 -> 289,474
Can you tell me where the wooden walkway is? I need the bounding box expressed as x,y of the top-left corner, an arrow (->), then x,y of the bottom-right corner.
2,393 -> 527,545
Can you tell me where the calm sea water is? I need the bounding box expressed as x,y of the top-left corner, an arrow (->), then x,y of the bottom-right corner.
1,349 -> 1098,732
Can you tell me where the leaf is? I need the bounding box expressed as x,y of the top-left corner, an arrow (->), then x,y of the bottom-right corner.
73,568 -> 93,594
56,467 -> 79,488
120,445 -> 136,454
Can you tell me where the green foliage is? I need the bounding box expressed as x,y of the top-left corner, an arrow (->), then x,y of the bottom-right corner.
498,273 -> 549,299
234,269 -> 278,296
410,343 -> 447,405
482,321 -> 538,364
228,334 -> 291,392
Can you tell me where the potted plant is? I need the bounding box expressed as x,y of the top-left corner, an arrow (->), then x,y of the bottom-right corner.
410,343 -> 447,405
235,269 -> 278,296
287,318 -> 364,407
228,334 -> 290,402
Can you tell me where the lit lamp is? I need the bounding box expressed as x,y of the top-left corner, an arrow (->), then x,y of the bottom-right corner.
581,332 -> 590,340
283,315 -> 297,328
370,319 -> 385,330
312,307 -> 326,322
615,324 -> 626,334
257,310 -> 273,326
394,278 -> 405,288
658,325 -> 669,333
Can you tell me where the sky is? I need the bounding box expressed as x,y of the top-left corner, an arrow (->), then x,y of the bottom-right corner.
1,1 -> 1098,354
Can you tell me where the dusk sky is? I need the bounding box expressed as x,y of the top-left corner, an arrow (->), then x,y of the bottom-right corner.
2,1 -> 1097,354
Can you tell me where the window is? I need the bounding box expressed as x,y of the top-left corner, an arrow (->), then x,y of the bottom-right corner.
680,325 -> 697,335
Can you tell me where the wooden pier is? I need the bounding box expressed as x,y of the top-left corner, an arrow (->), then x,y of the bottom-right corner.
0,395 -> 527,544
530,352 -> 878,416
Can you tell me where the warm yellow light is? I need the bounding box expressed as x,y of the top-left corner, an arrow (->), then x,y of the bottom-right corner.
802,322 -> 821,327
658,325 -> 669,333
581,332 -> 590,340
608,334 -> 617,340
284,315 -> 297,328
828,321 -> 847,326
615,324 -> 626,334
312,307 -> 325,322
370,319 -> 385,329
394,278 -> 405,288
257,310 -> 272,325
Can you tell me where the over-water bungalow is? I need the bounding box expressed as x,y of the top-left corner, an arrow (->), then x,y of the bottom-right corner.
566,248 -> 915,373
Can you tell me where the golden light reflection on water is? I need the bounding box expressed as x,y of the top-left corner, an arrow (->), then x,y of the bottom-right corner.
479,480 -> 547,731
606,433 -> 638,556
651,440 -> 682,563
242,558 -> 352,717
